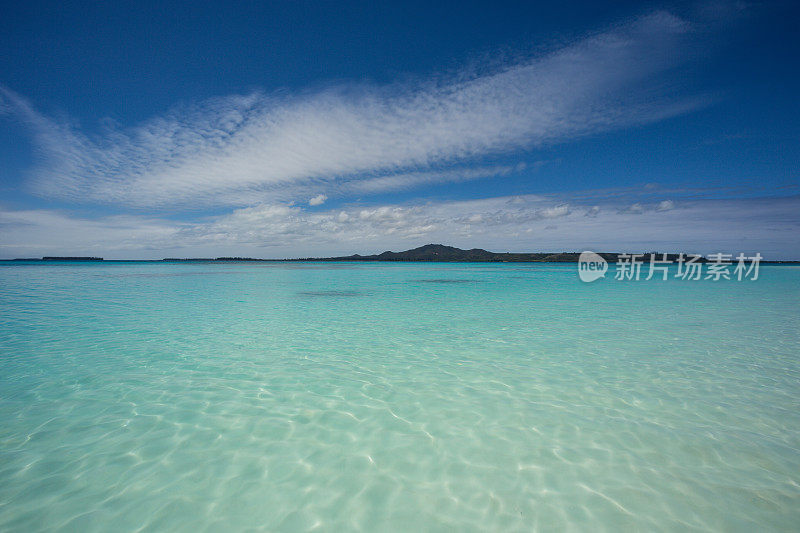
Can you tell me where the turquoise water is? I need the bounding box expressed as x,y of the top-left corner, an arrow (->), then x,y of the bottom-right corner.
0,261 -> 798,531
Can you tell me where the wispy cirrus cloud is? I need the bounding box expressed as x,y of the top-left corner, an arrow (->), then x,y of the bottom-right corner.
1,11 -> 707,209
343,164 -> 524,195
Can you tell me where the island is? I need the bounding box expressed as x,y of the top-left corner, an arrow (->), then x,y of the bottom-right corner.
161,245 -> 703,263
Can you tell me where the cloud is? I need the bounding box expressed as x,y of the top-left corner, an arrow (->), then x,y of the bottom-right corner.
0,208 -> 182,254
308,194 -> 327,206
3,194 -> 798,259
342,164 -> 522,194
1,11 -> 706,209
620,203 -> 646,214
618,199 -> 678,214
540,204 -> 570,218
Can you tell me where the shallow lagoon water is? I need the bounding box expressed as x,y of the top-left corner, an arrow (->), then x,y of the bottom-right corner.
0,261 -> 798,531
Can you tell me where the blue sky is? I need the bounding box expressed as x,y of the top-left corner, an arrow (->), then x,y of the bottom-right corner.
1,0 -> 798,258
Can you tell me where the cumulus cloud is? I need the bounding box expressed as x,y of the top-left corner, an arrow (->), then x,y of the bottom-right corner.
308,194 -> 327,206
540,204 -> 570,218
1,11 -> 706,208
618,200 -> 680,214
620,203 -> 646,214
2,194 -> 798,259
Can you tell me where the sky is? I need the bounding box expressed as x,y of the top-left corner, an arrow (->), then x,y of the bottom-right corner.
1,0 -> 798,259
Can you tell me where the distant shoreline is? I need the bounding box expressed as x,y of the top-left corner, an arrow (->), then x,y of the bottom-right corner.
3,244 -> 800,263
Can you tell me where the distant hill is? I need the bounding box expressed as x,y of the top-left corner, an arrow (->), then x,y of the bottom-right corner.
303,244 -> 626,262
157,245 -> 711,262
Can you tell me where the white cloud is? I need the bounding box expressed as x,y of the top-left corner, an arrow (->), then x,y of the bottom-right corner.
540,204 -> 570,218
2,194 -> 798,259
343,164 -> 521,194
308,194 -> 327,206
620,202 -> 645,214
1,11 -> 705,209
0,209 -> 182,255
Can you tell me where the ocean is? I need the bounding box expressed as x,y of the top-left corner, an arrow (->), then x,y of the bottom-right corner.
1,260 -> 798,531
